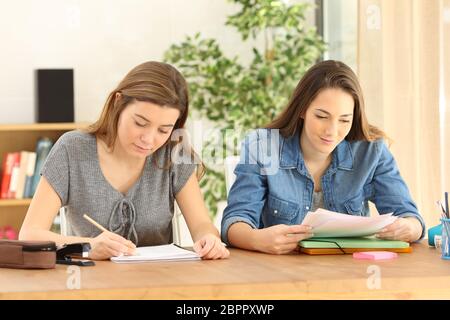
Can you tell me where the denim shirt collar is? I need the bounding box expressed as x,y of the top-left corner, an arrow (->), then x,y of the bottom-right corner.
279,130 -> 354,172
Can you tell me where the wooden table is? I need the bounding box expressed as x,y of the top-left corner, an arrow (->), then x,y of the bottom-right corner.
1,242 -> 449,299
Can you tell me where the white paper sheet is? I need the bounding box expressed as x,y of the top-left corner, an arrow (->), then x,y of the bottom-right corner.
301,208 -> 398,238
110,243 -> 200,263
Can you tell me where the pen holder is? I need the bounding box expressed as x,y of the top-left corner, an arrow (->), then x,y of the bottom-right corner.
428,224 -> 442,247
440,218 -> 450,260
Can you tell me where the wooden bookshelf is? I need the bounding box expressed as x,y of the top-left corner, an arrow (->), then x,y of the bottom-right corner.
0,123 -> 89,233
0,199 -> 32,207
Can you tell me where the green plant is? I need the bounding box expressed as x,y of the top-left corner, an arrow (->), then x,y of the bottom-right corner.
164,0 -> 325,217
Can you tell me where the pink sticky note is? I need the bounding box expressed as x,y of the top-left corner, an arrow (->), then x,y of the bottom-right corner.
353,251 -> 398,260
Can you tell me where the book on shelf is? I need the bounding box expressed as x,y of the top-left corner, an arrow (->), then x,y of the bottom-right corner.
30,138 -> 53,197
0,151 -> 36,199
23,152 -> 37,199
0,153 -> 15,199
15,151 -> 30,199
5,152 -> 20,199
0,137 -> 54,200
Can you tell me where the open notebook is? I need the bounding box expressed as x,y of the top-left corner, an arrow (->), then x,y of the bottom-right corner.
111,244 -> 200,263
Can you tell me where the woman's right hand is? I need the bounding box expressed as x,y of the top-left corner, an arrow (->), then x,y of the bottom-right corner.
253,224 -> 313,255
88,231 -> 137,260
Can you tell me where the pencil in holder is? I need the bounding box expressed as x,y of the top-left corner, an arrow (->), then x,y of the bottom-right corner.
440,218 -> 450,260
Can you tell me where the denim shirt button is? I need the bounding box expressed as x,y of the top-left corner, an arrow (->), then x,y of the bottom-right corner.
305,206 -> 309,210
274,210 -> 278,214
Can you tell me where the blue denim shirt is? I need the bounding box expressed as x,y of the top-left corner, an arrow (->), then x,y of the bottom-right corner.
221,129 -> 425,244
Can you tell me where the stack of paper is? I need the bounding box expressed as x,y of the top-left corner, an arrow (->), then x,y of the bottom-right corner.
302,208 -> 398,238
111,244 -> 200,263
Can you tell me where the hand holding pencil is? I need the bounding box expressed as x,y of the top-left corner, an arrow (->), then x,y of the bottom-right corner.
83,214 -> 137,260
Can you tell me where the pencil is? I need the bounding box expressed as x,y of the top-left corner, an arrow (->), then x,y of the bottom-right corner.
445,192 -> 449,218
83,214 -> 138,257
437,200 -> 446,215
83,214 -> 108,232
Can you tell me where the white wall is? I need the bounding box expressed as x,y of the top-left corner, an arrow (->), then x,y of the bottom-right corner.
0,0 -> 264,124
323,0 -> 357,71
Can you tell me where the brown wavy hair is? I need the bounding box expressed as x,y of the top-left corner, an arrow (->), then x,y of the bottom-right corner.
86,61 -> 204,178
266,60 -> 388,142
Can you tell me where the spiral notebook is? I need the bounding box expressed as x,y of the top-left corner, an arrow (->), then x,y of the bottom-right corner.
111,244 -> 200,263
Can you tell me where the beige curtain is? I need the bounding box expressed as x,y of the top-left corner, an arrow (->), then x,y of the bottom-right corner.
358,0 -> 450,230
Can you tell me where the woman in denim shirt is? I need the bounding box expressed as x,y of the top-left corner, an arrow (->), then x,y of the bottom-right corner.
222,60 -> 425,254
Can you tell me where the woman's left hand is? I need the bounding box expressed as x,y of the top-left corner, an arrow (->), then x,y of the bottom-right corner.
375,217 -> 422,242
193,233 -> 230,260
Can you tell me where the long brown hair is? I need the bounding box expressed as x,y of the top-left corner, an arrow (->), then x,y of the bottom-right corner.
86,61 -> 204,178
266,60 -> 388,142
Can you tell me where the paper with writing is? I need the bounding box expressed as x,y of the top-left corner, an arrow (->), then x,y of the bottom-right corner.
302,208 -> 397,238
111,243 -> 200,263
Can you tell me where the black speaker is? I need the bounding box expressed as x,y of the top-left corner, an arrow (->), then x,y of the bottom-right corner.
36,69 -> 74,123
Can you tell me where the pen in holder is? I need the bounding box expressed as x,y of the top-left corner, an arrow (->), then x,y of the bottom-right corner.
440,218 -> 450,260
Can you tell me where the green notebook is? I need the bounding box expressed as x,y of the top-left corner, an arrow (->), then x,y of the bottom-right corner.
299,237 -> 410,249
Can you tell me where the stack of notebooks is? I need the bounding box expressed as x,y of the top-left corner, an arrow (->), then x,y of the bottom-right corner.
298,237 -> 411,255
297,209 -> 412,255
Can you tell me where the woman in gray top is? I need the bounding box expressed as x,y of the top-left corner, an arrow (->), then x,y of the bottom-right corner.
19,61 -> 229,260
